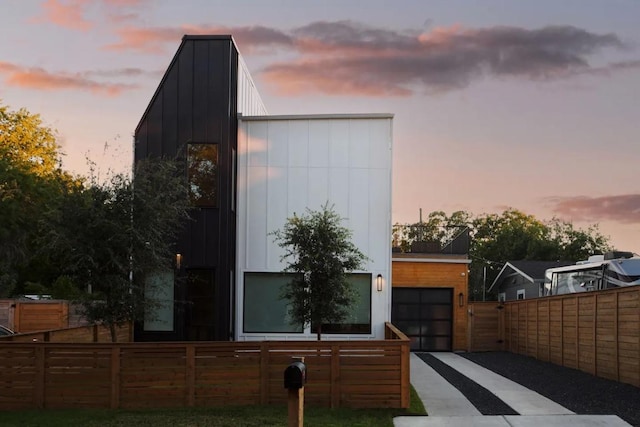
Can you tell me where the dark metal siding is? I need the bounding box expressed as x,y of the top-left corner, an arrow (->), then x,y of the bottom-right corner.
134,36 -> 238,341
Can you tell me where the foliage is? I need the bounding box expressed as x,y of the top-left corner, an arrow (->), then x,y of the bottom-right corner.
0,102 -> 80,297
393,210 -> 470,252
393,208 -> 612,301
272,203 -> 367,340
40,157 -> 191,341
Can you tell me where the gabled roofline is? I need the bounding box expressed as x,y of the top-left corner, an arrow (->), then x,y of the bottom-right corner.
487,261 -> 535,293
134,35 -> 236,135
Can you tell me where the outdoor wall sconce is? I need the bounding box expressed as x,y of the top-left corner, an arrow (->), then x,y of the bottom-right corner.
175,253 -> 182,270
458,292 -> 465,307
376,274 -> 383,292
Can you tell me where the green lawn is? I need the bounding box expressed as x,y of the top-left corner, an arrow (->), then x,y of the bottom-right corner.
2,386 -> 426,427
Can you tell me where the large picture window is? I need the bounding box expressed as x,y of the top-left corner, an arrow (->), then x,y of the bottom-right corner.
243,273 -> 303,333
312,273 -> 372,334
187,143 -> 218,207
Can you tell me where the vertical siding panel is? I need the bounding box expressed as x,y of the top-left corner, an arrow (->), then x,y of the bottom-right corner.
308,120 -> 329,168
177,39 -> 194,148
161,63 -> 178,157
266,166 -> 288,269
146,93 -> 162,157
192,40 -> 209,142
288,120 -> 309,167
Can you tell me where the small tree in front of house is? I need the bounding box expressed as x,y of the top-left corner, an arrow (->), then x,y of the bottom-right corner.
272,203 -> 367,340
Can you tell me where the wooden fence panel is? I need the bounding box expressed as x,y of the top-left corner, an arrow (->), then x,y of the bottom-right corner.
480,288 -> 640,388
537,300 -> 550,362
0,323 -> 410,411
549,299 -> 563,366
14,302 -> 68,333
617,290 -> 639,387
0,323 -> 132,343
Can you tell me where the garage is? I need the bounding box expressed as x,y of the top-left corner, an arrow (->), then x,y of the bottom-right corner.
392,287 -> 453,351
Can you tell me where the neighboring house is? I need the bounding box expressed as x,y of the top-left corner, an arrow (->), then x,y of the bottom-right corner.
488,260 -> 573,301
390,230 -> 471,352
134,35 -> 393,342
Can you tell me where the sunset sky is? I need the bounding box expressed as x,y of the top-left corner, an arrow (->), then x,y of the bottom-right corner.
2,0 -> 639,254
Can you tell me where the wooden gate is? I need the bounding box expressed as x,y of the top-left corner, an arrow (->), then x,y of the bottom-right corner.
467,302 -> 505,352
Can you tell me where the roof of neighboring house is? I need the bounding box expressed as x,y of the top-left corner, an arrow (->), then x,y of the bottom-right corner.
488,260 -> 574,293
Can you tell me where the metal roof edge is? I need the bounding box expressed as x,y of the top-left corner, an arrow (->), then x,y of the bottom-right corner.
239,113 -> 394,121
392,258 -> 471,264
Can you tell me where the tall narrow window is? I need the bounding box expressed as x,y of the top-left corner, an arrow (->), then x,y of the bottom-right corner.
187,143 -> 218,207
144,271 -> 174,331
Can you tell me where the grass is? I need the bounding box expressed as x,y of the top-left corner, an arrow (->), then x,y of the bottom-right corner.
1,386 -> 426,427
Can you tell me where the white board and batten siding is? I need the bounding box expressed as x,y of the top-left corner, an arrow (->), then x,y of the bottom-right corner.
236,53 -> 268,116
236,114 -> 393,341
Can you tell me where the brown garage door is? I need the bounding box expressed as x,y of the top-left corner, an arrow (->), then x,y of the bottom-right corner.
392,287 -> 453,351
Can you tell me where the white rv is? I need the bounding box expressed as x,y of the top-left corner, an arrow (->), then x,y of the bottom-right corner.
545,251 -> 640,295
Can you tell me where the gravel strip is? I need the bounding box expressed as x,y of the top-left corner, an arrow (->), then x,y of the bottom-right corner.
416,352 -> 518,416
460,351 -> 640,427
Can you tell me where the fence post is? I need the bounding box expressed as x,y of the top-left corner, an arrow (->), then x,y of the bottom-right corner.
186,344 -> 195,407
593,294 -> 598,376
34,345 -> 45,408
330,345 -> 340,408
575,297 -> 580,371
401,341 -> 410,408
110,346 -> 120,409
614,291 -> 619,382
260,342 -> 268,404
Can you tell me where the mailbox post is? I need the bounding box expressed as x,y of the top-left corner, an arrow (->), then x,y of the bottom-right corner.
284,357 -> 306,427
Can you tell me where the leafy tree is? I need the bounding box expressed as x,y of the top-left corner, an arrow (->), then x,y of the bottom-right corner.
272,203 -> 367,340
393,210 -> 470,252
41,157 -> 191,341
393,208 -> 612,301
471,209 -> 612,300
0,102 -> 79,296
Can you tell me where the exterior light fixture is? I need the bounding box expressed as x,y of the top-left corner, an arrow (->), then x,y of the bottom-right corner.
458,292 -> 465,307
376,274 -> 383,292
176,253 -> 183,270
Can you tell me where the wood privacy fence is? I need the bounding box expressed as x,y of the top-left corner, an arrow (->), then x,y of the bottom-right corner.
468,287 -> 640,388
0,300 -> 88,333
0,323 -> 132,343
0,323 -> 410,410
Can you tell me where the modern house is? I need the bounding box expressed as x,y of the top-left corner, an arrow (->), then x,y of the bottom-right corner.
488,260 -> 573,301
134,35 -> 393,342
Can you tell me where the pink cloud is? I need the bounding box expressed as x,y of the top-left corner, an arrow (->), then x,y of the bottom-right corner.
0,61 -> 138,96
104,24 -> 292,53
548,194 -> 640,224
32,0 -> 149,30
35,0 -> 92,31
103,20 -> 632,97
262,58 -> 413,97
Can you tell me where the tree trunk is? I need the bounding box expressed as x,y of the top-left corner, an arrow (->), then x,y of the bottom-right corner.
110,323 -> 117,342
316,324 -> 322,341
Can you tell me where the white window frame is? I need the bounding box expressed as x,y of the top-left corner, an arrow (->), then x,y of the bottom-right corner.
516,289 -> 526,300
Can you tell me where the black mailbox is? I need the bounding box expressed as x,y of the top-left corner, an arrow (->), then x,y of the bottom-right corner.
284,361 -> 306,389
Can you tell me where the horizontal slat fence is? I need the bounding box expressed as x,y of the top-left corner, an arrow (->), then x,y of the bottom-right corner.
0,323 -> 409,410
503,287 -> 640,387
0,323 -> 132,343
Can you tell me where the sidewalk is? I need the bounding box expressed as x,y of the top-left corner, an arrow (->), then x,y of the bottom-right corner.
394,353 -> 632,427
